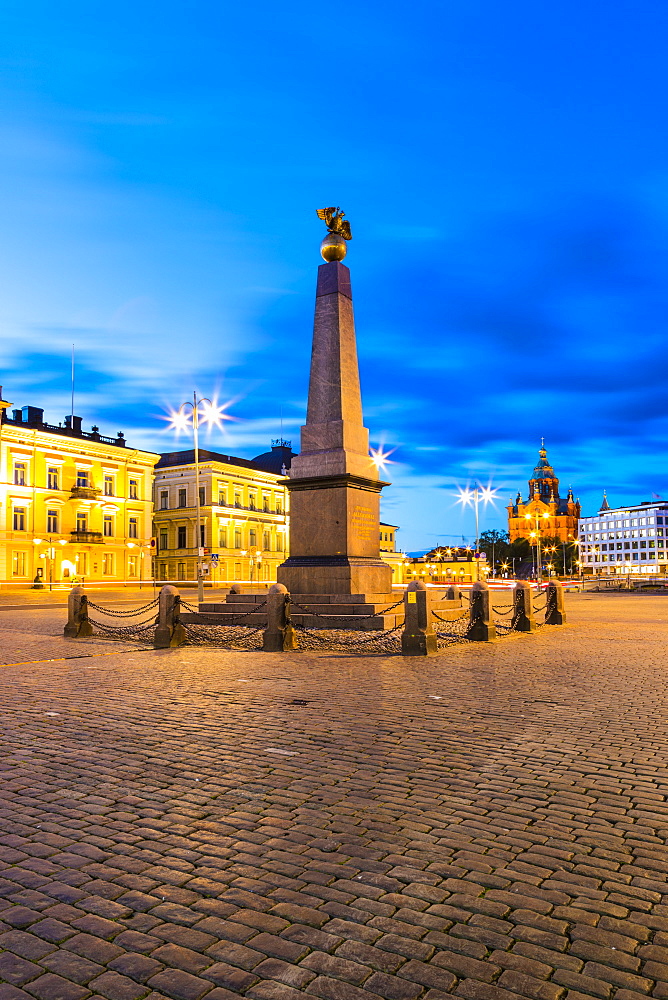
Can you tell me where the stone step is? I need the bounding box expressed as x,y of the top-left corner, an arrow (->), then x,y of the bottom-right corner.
180,611 -> 404,631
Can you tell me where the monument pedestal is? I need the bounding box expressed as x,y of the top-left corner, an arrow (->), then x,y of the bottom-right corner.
278,472 -> 392,596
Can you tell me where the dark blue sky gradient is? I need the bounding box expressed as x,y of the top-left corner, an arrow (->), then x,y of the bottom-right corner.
1,0 -> 667,549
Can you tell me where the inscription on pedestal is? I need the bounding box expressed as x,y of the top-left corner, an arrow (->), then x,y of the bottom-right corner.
351,504 -> 374,540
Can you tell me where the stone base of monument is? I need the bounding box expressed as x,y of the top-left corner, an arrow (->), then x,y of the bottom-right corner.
196,591 -> 463,631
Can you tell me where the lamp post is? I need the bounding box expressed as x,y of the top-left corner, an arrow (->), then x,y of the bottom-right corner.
524,510 -> 550,585
455,484 -> 498,581
249,549 -> 262,584
169,393 -> 220,604
33,537 -> 68,591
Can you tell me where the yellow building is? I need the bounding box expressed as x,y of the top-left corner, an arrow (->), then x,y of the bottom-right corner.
404,545 -> 484,585
379,521 -> 406,584
153,442 -> 293,585
507,443 -> 580,543
0,391 -> 158,588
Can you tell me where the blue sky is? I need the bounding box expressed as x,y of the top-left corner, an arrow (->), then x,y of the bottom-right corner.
1,0 -> 667,550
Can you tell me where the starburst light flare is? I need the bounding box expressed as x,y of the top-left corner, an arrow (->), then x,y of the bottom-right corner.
369,445 -> 396,475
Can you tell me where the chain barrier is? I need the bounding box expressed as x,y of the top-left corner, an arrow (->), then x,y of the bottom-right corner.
293,623 -> 403,653
86,598 -> 159,617
87,617 -> 157,644
180,598 -> 269,626
432,609 -> 469,623
288,597 -> 404,620
181,623 -> 264,649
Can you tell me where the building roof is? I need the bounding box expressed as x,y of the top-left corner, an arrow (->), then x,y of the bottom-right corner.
156,448 -> 265,472
251,440 -> 296,475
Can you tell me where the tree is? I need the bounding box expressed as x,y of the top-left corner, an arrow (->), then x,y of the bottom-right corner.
478,530 -> 511,575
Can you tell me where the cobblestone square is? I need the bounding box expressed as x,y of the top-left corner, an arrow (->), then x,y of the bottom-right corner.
0,593 -> 667,1000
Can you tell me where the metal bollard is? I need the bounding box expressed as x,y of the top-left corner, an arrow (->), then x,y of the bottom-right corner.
511,580 -> 536,632
545,580 -> 567,625
154,585 -> 186,648
263,584 -> 298,652
401,580 -> 437,656
64,585 -> 93,638
445,584 -> 461,603
467,581 -> 496,641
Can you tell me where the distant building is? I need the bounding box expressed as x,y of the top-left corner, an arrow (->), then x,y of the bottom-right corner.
578,496 -> 668,575
404,545 -> 485,585
0,387 -> 158,587
507,443 -> 580,543
379,521 -> 406,583
153,445 -> 291,585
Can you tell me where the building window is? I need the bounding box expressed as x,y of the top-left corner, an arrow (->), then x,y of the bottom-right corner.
177,562 -> 186,580
177,526 -> 187,548
103,515 -> 113,537
104,475 -> 114,496
249,496 -> 256,510
76,552 -> 88,575
219,528 -> 227,548
200,524 -> 205,547
263,497 -> 270,512
129,479 -> 138,499
263,531 -> 271,551
234,529 -> 241,548
76,513 -> 87,533
76,470 -> 89,488
12,551 -> 26,576
276,500 -> 282,514
234,562 -> 241,580
249,529 -> 257,547
276,534 -> 284,552
13,462 -> 26,486
47,510 -> 59,533
158,563 -> 167,580
234,494 -> 241,508
159,531 -> 168,552
178,488 -> 187,508
128,517 -> 138,539
103,553 -> 114,575
13,508 -> 26,531
160,490 -> 169,510
199,486 -> 205,506
218,492 -> 226,506
47,467 -> 59,490
128,555 -> 138,577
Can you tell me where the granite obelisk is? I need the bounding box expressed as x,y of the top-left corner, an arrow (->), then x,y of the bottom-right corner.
277,209 -> 392,596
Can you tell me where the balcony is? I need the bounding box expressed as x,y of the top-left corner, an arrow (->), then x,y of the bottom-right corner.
70,530 -> 104,544
70,486 -> 101,500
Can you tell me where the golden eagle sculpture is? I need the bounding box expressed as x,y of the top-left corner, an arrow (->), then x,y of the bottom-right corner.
316,206 -> 352,240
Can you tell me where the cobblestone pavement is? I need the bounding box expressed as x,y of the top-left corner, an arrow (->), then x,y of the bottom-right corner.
0,594 -> 667,1000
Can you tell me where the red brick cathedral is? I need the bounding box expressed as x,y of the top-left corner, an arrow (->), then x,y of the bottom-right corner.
507,443 -> 580,542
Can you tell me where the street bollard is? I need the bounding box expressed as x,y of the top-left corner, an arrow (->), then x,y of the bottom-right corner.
263,584 -> 298,652
401,580 -> 437,656
545,580 -> 567,625
64,585 -> 93,638
230,584 -> 243,595
154,585 -> 186,648
445,584 -> 461,603
511,580 -> 536,632
467,581 -> 496,641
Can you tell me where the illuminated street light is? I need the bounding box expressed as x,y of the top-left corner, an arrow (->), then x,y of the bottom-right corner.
167,393 -> 233,603
455,484 -> 499,580
524,510 -> 550,584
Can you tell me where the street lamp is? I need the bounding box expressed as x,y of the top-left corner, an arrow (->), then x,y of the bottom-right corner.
524,511 -> 550,584
168,393 -> 231,603
249,549 -> 262,583
33,538 -> 68,591
456,485 -> 499,580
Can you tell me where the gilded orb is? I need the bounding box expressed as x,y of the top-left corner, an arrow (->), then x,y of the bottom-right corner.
320,232 -> 347,262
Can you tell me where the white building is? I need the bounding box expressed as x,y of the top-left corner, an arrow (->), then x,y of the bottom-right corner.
578,496 -> 668,575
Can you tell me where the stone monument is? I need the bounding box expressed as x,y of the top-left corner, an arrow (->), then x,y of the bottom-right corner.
277,208 -> 393,597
